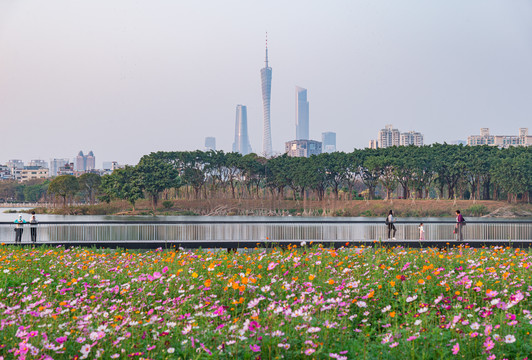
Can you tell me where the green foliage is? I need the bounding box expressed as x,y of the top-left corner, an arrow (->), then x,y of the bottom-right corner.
162,200 -> 174,209
47,175 -> 79,206
465,204 -> 489,216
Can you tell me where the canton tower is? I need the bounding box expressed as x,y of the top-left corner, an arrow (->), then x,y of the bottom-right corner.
260,34 -> 273,157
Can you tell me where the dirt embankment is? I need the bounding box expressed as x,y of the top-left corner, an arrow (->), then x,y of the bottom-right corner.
29,199 -> 532,218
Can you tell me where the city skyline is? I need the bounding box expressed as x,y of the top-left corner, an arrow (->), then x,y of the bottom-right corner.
0,1 -> 531,165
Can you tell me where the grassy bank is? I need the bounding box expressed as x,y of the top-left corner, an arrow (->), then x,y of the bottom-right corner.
27,199 -> 532,218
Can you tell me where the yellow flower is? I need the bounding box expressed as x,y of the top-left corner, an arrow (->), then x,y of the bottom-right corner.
192,272 -> 198,278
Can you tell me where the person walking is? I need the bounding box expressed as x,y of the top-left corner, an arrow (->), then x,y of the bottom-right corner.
386,210 -> 397,240
454,210 -> 465,241
419,222 -> 425,241
30,211 -> 38,243
14,215 -> 26,243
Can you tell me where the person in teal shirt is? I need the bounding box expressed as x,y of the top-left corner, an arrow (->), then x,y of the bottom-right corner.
14,214 -> 26,243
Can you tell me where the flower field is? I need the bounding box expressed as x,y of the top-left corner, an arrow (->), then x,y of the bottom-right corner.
0,244 -> 531,360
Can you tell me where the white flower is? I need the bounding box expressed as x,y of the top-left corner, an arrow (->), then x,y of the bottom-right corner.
406,295 -> 418,303
414,320 -> 422,326
470,322 -> 480,330
504,335 -> 516,344
167,347 -> 175,353
381,305 -> 391,313
307,327 -> 321,333
418,308 -> 428,314
356,301 -> 367,308
300,241 -> 307,246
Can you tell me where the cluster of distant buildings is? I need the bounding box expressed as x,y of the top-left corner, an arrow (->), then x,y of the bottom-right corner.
0,151 -> 123,182
467,128 -> 531,147
204,37 -> 338,159
368,125 -> 424,149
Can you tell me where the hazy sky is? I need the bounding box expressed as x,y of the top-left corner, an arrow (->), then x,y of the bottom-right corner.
1,0 -> 531,167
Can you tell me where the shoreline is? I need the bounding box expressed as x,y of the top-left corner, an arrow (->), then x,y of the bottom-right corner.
4,199 -> 531,218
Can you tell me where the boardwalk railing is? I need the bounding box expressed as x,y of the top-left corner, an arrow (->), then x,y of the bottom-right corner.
1,220 -> 531,244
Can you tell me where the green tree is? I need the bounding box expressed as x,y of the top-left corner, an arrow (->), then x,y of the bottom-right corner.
78,173 -> 102,204
100,166 -> 144,211
47,175 -> 80,207
137,155 -> 180,209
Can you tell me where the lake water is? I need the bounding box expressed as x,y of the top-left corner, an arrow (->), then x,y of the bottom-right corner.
1,208 -> 531,242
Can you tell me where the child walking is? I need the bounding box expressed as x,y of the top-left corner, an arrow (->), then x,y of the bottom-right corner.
418,222 -> 425,241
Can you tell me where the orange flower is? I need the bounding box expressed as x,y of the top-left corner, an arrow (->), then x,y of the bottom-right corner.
309,275 -> 315,281
204,279 -> 212,287
390,281 -> 395,287
418,279 -> 425,285
389,311 -> 396,318
328,279 -> 335,285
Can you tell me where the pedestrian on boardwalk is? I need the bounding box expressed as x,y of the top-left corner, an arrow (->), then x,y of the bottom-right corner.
386,210 -> 397,240
454,210 -> 465,241
418,222 -> 425,241
14,215 -> 26,243
30,211 -> 38,243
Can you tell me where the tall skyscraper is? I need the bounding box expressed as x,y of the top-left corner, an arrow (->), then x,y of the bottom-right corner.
204,137 -> 216,151
86,151 -> 95,170
75,151 -> 85,171
232,105 -> 252,155
260,35 -> 273,157
295,86 -> 309,140
322,132 -> 337,153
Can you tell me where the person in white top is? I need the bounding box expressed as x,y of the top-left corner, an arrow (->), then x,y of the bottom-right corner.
386,210 -> 396,240
419,222 -> 425,241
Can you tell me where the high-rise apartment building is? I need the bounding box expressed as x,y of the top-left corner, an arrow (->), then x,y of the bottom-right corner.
322,132 -> 336,153
75,151 -> 96,172
370,125 -> 423,148
295,87 -> 309,140
261,36 -> 273,157
50,158 -> 69,177
285,140 -> 322,158
467,128 -> 532,147
75,151 -> 85,171
86,151 -> 95,171
378,125 -> 400,148
232,105 -> 252,155
204,137 -> 216,151
400,131 -> 424,146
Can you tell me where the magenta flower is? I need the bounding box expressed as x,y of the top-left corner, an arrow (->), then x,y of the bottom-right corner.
162,266 -> 169,274
250,344 -> 260,352
56,336 -> 67,344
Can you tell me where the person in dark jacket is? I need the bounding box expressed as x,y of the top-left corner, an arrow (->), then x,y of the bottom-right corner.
386,210 -> 397,240
30,211 -> 38,243
455,210 -> 465,241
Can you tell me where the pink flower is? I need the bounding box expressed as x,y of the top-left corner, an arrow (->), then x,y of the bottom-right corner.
250,344 -> 260,352
389,342 -> 399,348
452,343 -> 459,355
162,266 -> 169,274
153,272 -> 162,279
305,349 -> 316,355
484,337 -> 495,351
267,262 -> 278,271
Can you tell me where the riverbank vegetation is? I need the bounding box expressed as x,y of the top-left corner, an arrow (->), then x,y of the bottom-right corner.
1,245 -> 531,359
2,145 -> 531,216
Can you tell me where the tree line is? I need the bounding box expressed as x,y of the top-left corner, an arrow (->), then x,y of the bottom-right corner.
76,144 -> 531,209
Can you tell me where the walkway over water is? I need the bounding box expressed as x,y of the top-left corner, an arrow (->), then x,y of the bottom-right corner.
1,220 -> 531,249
